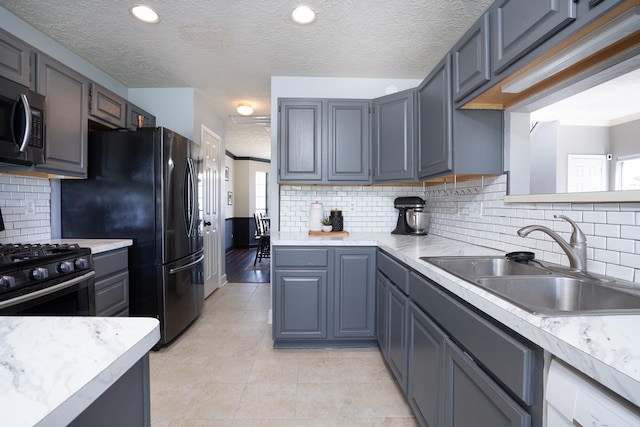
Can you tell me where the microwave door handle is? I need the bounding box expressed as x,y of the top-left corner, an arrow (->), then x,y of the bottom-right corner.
12,94 -> 32,152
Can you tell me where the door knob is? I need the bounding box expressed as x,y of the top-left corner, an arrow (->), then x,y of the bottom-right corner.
204,221 -> 212,226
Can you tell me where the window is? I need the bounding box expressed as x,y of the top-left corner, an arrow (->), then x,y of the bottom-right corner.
255,171 -> 268,216
616,155 -> 640,191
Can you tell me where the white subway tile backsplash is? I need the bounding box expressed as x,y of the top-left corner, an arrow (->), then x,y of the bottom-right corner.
607,211 -> 636,225
607,238 -> 635,253
621,253 -> 640,269
0,176 -> 51,244
595,223 -> 621,238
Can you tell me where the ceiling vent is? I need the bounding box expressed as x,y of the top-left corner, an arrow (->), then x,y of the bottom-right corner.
230,115 -> 271,125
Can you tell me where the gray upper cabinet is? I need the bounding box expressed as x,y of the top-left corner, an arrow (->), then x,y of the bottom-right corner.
452,13 -> 491,102
278,99 -> 323,182
491,0 -> 577,74
417,55 -> 452,179
0,28 -> 32,88
35,53 -> 89,178
373,89 -> 416,182
418,54 -> 503,181
89,82 -> 127,129
126,103 -> 156,130
327,100 -> 371,182
278,98 -> 371,183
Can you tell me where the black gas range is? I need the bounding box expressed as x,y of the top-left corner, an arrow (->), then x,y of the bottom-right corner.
0,243 -> 96,315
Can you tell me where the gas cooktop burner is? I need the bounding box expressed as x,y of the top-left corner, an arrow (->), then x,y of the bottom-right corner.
0,243 -> 84,265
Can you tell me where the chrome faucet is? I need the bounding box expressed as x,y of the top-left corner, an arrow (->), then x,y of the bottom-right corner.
517,215 -> 587,272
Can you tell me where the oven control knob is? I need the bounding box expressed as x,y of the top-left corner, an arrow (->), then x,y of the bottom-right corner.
74,258 -> 89,269
0,275 -> 15,290
58,261 -> 74,273
31,267 -> 49,281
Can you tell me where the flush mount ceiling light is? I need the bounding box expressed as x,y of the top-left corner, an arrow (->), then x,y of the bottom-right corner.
237,103 -> 254,116
130,4 -> 160,23
290,6 -> 317,25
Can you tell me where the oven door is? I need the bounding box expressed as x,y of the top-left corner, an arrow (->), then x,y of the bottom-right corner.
0,271 -> 96,316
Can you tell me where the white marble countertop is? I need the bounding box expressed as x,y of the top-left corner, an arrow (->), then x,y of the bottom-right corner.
273,232 -> 640,407
47,238 -> 133,255
0,316 -> 159,427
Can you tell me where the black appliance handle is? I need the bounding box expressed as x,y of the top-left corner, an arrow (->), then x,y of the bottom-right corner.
169,254 -> 204,274
0,271 -> 95,310
11,93 -> 32,153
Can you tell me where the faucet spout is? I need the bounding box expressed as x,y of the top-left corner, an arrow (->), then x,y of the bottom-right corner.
517,215 -> 587,272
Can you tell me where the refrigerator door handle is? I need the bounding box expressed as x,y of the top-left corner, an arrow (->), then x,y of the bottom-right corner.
169,254 -> 204,274
185,158 -> 196,237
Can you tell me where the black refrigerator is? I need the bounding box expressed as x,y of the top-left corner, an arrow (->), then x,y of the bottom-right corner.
61,127 -> 204,345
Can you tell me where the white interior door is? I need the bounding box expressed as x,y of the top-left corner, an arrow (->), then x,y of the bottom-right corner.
202,126 -> 221,297
567,154 -> 607,193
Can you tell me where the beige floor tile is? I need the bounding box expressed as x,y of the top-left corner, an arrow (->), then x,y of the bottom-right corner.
150,282 -> 416,426
234,383 -> 298,419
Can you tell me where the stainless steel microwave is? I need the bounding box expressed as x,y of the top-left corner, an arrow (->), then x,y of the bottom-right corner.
0,75 -> 46,166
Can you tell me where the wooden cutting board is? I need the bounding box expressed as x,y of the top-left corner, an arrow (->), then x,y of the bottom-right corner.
308,230 -> 350,236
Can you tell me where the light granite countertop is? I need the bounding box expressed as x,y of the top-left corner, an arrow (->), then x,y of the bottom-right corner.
47,238 -> 133,255
273,232 -> 640,408
0,316 -> 159,427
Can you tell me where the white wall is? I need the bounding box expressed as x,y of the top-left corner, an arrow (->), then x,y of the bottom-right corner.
232,159 -> 271,218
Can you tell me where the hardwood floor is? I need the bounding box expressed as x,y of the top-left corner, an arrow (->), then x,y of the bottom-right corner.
225,247 -> 270,283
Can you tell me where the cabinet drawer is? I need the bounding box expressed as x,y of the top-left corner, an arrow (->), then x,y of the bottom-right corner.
410,271 -> 536,405
95,271 -> 129,317
377,251 -> 410,294
93,248 -> 128,277
274,248 -> 329,268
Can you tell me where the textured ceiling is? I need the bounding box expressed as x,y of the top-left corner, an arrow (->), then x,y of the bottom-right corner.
0,0 -> 493,158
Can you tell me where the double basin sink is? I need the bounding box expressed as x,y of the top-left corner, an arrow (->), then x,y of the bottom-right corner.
421,256 -> 640,316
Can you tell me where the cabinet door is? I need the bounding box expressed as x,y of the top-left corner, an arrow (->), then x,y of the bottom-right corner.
278,99 -> 323,182
89,82 -> 127,128
375,272 -> 388,353
453,13 -> 491,102
0,28 -> 32,87
35,53 -> 88,177
408,302 -> 446,427
327,100 -> 370,182
444,340 -> 531,427
418,55 -> 452,179
387,283 -> 409,392
492,0 -> 577,74
333,248 -> 375,338
126,103 -> 156,130
373,89 -> 416,182
273,270 -> 327,339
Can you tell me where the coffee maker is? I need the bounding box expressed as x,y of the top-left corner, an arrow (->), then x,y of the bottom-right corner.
392,196 -> 429,235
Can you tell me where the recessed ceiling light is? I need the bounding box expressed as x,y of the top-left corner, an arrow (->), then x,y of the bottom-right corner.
290,6 -> 317,25
130,4 -> 160,23
237,103 -> 254,116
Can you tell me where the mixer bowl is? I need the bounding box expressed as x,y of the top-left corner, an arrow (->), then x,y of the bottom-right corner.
407,209 -> 430,233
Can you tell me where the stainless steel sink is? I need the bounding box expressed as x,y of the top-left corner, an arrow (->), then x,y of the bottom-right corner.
421,256 -> 551,278
421,256 -> 640,316
475,276 -> 640,316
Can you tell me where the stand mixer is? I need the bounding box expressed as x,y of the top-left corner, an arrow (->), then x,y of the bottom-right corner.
391,196 -> 429,235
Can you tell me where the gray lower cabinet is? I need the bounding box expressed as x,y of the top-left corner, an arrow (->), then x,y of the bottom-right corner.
0,27 -> 32,88
408,301 -> 446,427
377,249 -> 543,427
35,52 -> 89,178
444,340 -> 530,427
89,82 -> 127,129
417,54 -> 503,181
491,0 -> 577,75
372,89 -> 416,182
377,250 -> 411,392
272,246 -> 376,346
333,248 -> 376,337
93,248 -> 130,317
